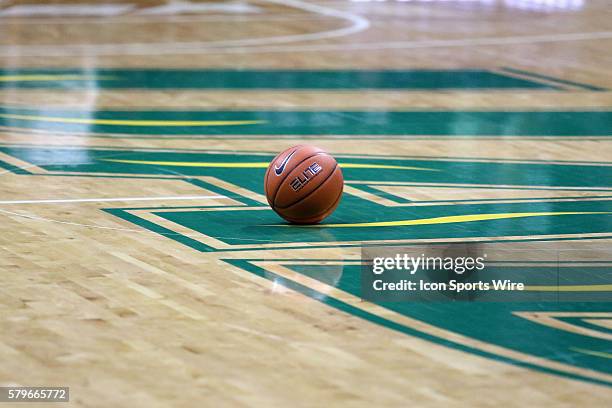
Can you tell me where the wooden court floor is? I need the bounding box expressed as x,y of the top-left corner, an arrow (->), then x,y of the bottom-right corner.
0,0 -> 611,406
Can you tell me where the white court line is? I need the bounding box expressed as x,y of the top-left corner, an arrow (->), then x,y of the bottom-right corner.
0,0 -> 370,57
0,3 -> 135,17
0,195 -> 225,205
0,208 -> 293,243
1,29 -> 608,57
0,208 -> 146,232
0,13 -> 335,25
166,30 -> 612,55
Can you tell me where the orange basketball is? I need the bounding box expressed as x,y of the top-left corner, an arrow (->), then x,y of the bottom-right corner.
264,145 -> 344,224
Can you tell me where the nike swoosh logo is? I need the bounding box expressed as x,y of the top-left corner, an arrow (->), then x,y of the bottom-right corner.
274,150 -> 297,176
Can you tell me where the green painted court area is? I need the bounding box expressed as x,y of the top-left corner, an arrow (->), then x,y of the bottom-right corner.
241,260 -> 612,380
0,108 -> 611,136
150,198 -> 612,249
4,146 -> 612,186
3,146 -> 612,251
0,68 -> 575,90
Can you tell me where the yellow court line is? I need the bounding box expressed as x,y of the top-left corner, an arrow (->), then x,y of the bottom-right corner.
338,163 -> 439,171
107,160 -> 269,168
0,75 -> 116,82
290,211 -> 612,228
102,159 -> 437,171
0,113 -> 265,127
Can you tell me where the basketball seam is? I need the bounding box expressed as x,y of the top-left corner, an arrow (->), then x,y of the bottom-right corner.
275,163 -> 339,210
265,148 -> 292,204
325,180 -> 344,214
264,155 -> 275,204
270,146 -> 310,206
281,180 -> 343,224
271,151 -> 327,208
316,170 -> 344,216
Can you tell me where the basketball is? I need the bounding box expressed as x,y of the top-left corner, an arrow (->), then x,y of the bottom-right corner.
264,145 -> 344,224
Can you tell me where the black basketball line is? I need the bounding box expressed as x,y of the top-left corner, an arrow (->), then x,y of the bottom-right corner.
276,163 -> 339,210
264,148 -> 290,203
320,182 -> 344,216
271,151 -> 328,208
263,154 -> 278,205
269,146 -> 310,206
280,168 -> 343,224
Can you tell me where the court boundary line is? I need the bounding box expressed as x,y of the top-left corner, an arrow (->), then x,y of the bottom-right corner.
180,30 -> 612,55
0,0 -> 370,57
5,143 -> 612,166
0,13 -> 338,26
0,195 -> 225,205
500,67 -> 606,92
2,29 -> 606,57
110,204 -> 612,252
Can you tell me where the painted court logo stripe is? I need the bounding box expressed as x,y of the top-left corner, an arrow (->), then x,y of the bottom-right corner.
101,158 -> 438,171
0,74 -> 116,82
0,113 -> 265,127
279,211 -> 612,228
